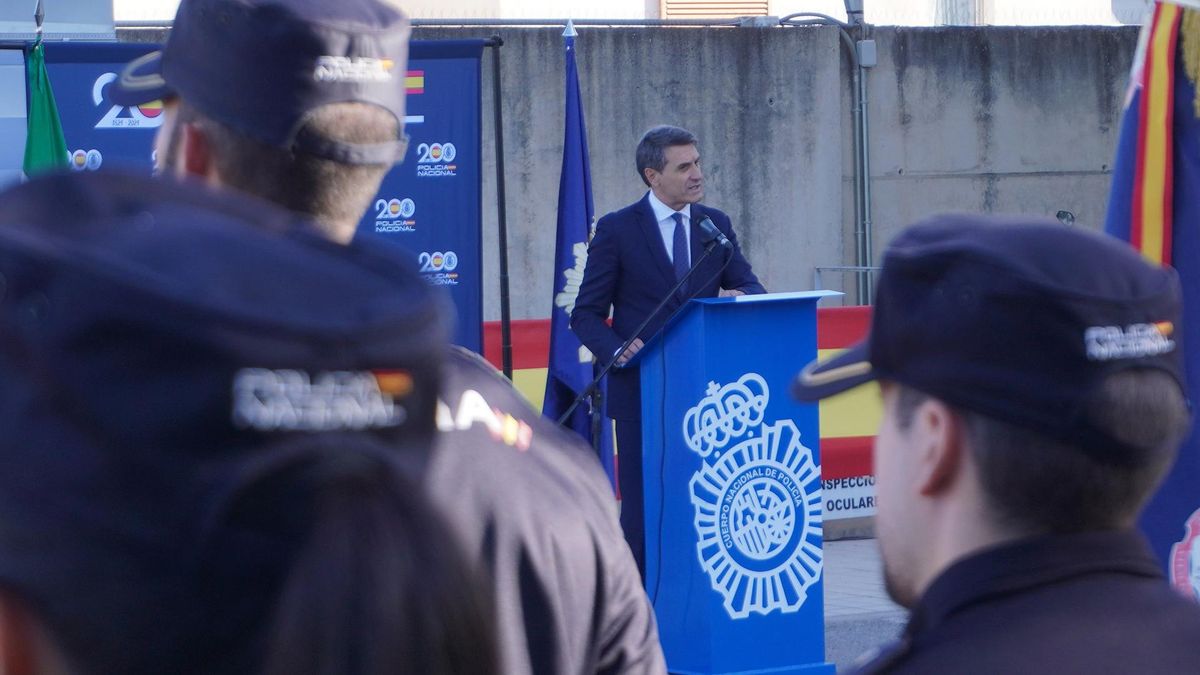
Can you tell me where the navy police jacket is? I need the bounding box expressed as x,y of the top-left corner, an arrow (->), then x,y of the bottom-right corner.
851,530 -> 1200,674
425,347 -> 667,674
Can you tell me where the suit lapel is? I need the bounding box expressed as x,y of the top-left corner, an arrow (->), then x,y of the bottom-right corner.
636,194 -> 677,288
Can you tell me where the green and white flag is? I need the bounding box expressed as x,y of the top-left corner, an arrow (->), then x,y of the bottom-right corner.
23,38 -> 68,178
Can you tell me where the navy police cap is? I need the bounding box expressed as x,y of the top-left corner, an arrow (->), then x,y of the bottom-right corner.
792,214 -> 1186,463
110,0 -> 412,164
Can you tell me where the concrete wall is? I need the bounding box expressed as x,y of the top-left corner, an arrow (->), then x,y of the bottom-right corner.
409,25 -> 1138,317
862,27 -> 1136,270
411,26 -> 847,320
119,24 -> 1140,318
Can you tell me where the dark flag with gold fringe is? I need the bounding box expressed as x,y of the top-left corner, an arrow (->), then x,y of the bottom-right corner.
1106,0 -> 1200,600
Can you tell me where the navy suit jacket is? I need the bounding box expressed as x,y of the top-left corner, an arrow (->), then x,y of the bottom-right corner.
570,194 -> 765,420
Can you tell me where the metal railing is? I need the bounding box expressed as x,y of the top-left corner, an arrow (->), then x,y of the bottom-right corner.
813,265 -> 880,306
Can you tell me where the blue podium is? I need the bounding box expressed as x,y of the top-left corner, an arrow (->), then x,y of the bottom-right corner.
637,292 -> 836,675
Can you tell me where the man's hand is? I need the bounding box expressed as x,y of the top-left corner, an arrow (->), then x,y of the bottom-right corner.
718,288 -> 745,298
616,338 -> 645,366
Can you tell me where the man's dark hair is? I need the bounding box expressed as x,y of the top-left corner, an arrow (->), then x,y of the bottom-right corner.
895,370 -> 1190,534
635,125 -> 698,187
182,101 -> 399,237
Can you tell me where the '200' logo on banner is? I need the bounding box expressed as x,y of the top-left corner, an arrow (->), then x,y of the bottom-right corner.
419,251 -> 460,287
374,198 -> 416,220
415,142 -> 458,178
419,251 -> 458,273
93,73 -> 165,129
416,142 -> 456,164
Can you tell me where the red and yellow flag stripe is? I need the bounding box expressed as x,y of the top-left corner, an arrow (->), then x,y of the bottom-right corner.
1132,2 -> 1183,265
405,70 -> 425,94
480,306 -> 878,480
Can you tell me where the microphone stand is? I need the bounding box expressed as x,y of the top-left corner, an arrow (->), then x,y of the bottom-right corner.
557,239 -> 727,427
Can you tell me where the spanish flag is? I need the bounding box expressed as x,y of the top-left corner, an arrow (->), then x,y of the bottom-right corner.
405,70 -> 425,95
1105,1 -> 1200,589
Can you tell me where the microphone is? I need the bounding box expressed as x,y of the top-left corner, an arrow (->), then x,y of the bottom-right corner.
696,216 -> 733,249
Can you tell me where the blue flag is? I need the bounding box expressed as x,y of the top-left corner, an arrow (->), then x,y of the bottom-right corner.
1105,1 -> 1200,594
542,28 -> 616,489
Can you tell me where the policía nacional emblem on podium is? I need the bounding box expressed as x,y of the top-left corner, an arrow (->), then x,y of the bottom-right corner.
684,374 -> 823,619
1169,507 -> 1200,602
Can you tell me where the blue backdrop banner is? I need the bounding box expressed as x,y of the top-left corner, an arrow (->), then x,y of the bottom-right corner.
358,40 -> 485,353
42,42 -> 162,174
39,40 -> 486,355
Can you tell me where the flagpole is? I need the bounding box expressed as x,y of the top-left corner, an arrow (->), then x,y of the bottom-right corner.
488,35 -> 514,380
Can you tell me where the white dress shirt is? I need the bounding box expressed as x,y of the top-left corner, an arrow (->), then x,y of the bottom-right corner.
646,191 -> 691,267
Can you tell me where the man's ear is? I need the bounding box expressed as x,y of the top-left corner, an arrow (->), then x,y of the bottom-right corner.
643,167 -> 659,188
912,399 -> 966,497
181,122 -> 216,179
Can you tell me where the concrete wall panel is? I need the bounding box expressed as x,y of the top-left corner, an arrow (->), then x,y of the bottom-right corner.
864,26 -> 1135,252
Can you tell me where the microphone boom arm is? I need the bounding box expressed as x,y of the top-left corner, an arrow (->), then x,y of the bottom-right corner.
557,236 -> 726,427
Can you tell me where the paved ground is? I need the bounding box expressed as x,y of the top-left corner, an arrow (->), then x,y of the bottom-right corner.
823,538 -> 908,672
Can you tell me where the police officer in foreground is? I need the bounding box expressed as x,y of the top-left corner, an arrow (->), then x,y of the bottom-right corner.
109,0 -> 666,672
792,214 -> 1200,673
0,171 -> 497,674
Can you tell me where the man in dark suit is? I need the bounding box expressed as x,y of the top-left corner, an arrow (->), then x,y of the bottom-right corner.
571,125 -> 765,573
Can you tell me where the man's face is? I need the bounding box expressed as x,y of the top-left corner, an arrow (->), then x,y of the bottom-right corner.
645,143 -> 703,211
873,382 -> 924,609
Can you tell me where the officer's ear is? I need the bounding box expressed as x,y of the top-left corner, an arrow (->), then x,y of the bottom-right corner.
911,398 -> 966,497
180,122 -> 217,182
